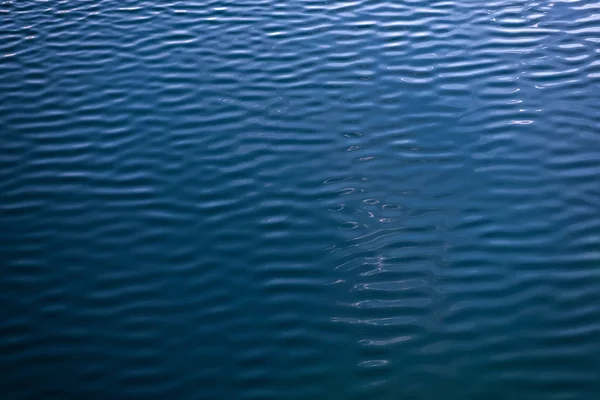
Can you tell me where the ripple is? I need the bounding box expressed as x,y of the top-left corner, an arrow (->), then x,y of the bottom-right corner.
2,0 -> 600,398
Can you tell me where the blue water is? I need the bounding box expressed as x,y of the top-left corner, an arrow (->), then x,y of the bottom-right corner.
2,1 -> 600,399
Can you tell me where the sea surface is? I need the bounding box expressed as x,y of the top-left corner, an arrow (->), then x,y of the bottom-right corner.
2,1 -> 600,399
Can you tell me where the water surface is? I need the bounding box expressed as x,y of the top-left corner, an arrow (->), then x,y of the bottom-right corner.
2,0 -> 600,399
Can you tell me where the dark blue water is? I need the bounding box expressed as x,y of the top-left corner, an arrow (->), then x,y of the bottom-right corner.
2,1 -> 600,399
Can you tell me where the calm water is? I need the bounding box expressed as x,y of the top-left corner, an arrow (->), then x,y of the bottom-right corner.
2,1 -> 600,399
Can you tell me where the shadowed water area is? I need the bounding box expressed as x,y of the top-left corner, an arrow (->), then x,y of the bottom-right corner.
2,0 -> 600,399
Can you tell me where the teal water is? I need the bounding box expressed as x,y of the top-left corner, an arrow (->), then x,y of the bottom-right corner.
2,1 -> 600,399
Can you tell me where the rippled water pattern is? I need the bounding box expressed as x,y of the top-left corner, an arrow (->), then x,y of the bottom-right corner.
2,0 -> 600,399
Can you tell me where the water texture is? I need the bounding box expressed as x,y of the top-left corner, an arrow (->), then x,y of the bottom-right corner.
1,0 -> 600,399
